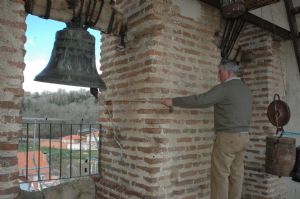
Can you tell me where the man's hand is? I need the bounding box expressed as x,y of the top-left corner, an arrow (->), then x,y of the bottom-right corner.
161,98 -> 173,107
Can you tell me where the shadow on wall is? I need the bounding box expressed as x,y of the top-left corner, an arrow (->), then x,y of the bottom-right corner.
17,177 -> 96,199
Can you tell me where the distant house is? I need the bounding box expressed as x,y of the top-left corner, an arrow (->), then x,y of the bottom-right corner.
86,131 -> 100,143
62,135 -> 82,150
62,135 -> 81,143
17,151 -> 50,191
40,133 -> 100,151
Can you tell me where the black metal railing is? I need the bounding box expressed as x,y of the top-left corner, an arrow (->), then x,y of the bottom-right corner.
18,118 -> 102,190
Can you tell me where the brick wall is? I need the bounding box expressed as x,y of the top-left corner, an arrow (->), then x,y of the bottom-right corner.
97,0 -> 220,198
97,1 -> 292,198
0,0 -> 26,198
0,0 -> 292,199
238,24 -> 286,199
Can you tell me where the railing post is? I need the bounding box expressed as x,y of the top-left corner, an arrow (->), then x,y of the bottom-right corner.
49,123 -> 52,180
59,123 -> 63,179
98,124 -> 102,176
70,124 -> 72,178
38,123 -> 41,181
26,123 -> 29,181
79,122 -> 82,177
89,124 -> 92,175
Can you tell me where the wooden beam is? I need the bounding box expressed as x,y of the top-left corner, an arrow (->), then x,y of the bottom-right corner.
291,6 -> 300,15
199,0 -> 291,40
243,13 -> 291,40
245,0 -> 281,11
24,0 -> 125,36
199,0 -> 220,8
284,0 -> 300,72
200,0 -> 281,11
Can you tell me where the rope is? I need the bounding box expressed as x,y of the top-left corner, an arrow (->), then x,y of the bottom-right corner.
80,0 -> 105,30
71,0 -> 84,23
107,8 -> 116,34
220,16 -> 245,59
91,0 -> 104,27
282,131 -> 300,137
270,3 -> 288,106
84,0 -> 92,28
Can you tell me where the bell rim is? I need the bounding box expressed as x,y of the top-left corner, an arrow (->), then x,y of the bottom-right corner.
34,74 -> 107,90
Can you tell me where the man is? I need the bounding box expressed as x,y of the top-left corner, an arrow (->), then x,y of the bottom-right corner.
161,59 -> 252,199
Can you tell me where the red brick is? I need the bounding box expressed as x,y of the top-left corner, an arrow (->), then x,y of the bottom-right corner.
0,46 -> 17,53
7,60 -> 25,69
133,182 -> 159,192
3,116 -> 21,124
0,171 -> 19,182
141,128 -> 161,134
0,131 -> 21,138
114,59 -> 128,66
136,166 -> 160,174
0,157 -> 17,168
0,186 -> 20,195
0,143 -> 18,150
177,137 -> 193,142
144,119 -> 172,124
137,146 -> 167,153
144,157 -> 169,164
167,146 -> 185,152
153,137 -> 168,144
128,137 -> 147,142
0,18 -> 26,30
0,101 -> 19,109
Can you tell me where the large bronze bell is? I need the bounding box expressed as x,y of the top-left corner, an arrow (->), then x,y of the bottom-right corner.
34,22 -> 106,91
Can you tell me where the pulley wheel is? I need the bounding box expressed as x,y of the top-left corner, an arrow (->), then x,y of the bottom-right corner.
267,94 -> 290,128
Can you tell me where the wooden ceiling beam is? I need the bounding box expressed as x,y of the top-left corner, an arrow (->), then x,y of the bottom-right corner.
199,0 -> 291,40
200,0 -> 281,11
24,0 -> 125,36
291,6 -> 300,15
244,13 -> 291,40
199,0 -> 220,8
284,0 -> 300,72
245,0 -> 281,10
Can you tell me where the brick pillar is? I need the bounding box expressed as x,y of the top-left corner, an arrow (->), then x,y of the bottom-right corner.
239,24 -> 286,199
0,0 -> 26,198
97,0 -> 220,198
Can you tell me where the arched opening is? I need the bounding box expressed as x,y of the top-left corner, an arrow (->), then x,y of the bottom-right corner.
19,14 -> 103,192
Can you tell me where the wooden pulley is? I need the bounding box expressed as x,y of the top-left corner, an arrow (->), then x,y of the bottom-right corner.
221,0 -> 246,19
267,94 -> 290,133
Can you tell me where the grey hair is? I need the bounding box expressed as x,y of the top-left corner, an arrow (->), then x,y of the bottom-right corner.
218,59 -> 239,75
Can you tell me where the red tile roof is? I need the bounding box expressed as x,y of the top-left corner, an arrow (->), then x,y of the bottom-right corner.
17,151 -> 49,180
62,135 -> 81,140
